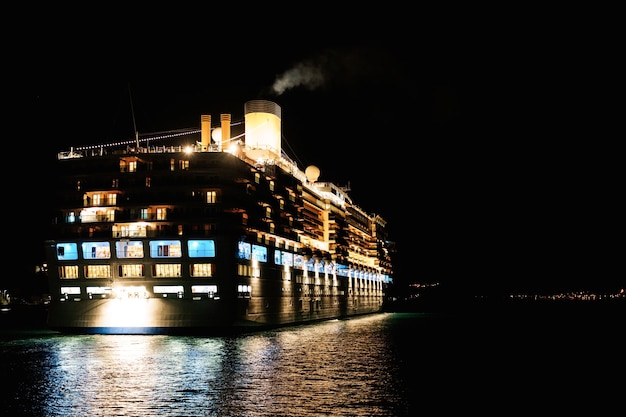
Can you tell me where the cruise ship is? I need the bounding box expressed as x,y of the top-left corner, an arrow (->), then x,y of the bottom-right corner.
44,99 -> 395,334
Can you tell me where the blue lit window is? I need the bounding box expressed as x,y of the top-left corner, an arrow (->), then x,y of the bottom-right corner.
251,245 -> 267,262
188,240 -> 216,258
149,240 -> 182,258
82,242 -> 111,259
56,243 -> 79,260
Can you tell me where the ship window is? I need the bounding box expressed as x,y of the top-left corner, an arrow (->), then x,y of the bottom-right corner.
237,242 -> 251,260
191,285 -> 218,294
188,240 -> 216,257
119,264 -> 144,277
274,250 -> 294,266
86,286 -> 112,296
82,242 -> 111,259
153,264 -> 182,277
60,286 -> 81,294
149,240 -> 182,258
85,264 -> 112,278
190,263 -> 214,277
56,243 -> 78,260
251,244 -> 267,262
115,240 -> 144,258
59,265 -> 79,279
237,284 -> 251,298
237,264 -> 251,276
156,208 -> 167,220
153,285 -> 184,295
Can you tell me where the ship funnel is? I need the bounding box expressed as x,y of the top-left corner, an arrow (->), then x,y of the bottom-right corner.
201,115 -> 211,151
244,100 -> 281,160
220,113 -> 231,152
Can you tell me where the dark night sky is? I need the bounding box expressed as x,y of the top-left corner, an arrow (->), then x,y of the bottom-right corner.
8,9 -> 622,295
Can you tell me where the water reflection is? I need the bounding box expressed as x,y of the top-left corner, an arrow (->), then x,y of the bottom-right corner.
2,314 -> 416,416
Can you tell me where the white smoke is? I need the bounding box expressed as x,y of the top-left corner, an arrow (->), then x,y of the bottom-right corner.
271,60 -> 326,95
270,44 -> 395,96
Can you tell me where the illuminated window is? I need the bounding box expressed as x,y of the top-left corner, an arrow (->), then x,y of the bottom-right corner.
56,243 -> 78,260
179,160 -> 189,170
188,240 -> 216,257
153,264 -> 182,277
206,191 -> 217,204
112,179 -> 118,188
192,285 -> 218,295
237,242 -> 251,260
237,284 -> 251,298
140,208 -> 148,220
82,242 -> 111,259
269,180 -> 275,191
59,265 -> 79,279
156,208 -> 167,220
107,193 -> 117,205
85,265 -> 111,278
149,240 -> 182,258
129,161 -> 137,172
237,264 -> 252,276
146,177 -> 151,187
254,172 -> 260,184
119,264 -> 144,277
190,263 -> 214,277
251,244 -> 267,262
115,241 -> 144,258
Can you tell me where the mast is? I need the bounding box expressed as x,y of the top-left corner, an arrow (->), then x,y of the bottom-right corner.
128,82 -> 139,148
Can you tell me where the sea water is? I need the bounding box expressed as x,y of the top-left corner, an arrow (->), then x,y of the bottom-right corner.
1,305 -> 622,416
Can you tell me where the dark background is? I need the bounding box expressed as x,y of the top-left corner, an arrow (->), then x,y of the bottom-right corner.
7,7 -> 621,297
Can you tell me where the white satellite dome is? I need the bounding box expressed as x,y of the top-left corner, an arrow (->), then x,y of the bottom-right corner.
305,165 -> 320,182
211,127 -> 222,143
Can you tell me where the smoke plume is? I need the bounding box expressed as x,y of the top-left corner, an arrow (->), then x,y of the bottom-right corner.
271,44 -> 393,96
271,60 -> 326,95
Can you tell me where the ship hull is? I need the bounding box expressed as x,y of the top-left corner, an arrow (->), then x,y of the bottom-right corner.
46,293 -> 384,335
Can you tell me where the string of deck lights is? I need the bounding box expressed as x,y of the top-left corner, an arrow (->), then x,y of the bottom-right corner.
73,120 -> 246,152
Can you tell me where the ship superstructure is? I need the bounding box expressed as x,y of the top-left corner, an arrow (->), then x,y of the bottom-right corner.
44,99 -> 394,334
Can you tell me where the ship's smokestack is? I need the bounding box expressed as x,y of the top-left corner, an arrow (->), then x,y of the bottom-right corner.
244,100 -> 281,160
201,115 -> 211,151
220,114 -> 231,152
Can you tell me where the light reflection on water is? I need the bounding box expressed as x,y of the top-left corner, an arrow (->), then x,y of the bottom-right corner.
1,313 -> 419,417
3,308 -> 622,416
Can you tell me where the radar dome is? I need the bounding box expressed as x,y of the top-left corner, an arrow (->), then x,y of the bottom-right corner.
211,127 -> 222,143
305,165 -> 320,182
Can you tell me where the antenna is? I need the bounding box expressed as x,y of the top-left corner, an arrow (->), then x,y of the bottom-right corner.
128,82 -> 139,148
